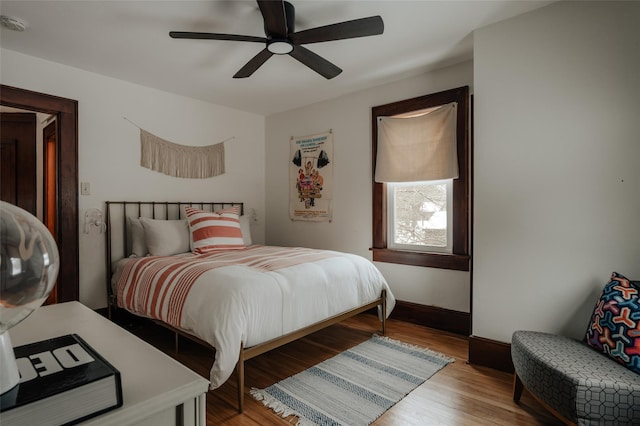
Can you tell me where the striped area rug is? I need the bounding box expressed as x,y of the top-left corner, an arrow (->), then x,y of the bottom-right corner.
250,335 -> 454,426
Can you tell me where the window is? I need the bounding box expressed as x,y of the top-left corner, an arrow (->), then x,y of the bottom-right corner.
387,179 -> 453,253
371,86 -> 470,271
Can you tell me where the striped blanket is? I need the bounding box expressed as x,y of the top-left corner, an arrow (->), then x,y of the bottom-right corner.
117,245 -> 337,328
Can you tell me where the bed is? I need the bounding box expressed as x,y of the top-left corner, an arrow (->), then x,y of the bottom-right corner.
105,201 -> 395,412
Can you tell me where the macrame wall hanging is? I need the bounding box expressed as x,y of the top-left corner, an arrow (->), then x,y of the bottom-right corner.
125,118 -> 231,179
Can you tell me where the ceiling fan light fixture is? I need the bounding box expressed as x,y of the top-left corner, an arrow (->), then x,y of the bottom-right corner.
267,39 -> 293,55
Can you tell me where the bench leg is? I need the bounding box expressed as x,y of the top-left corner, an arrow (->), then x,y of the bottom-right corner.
513,372 -> 524,401
513,373 -> 577,426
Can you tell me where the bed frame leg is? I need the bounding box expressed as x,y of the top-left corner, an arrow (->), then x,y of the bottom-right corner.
381,289 -> 387,335
107,295 -> 115,320
236,344 -> 245,413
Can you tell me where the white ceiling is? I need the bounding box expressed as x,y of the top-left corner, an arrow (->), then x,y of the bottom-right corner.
0,1 -> 552,116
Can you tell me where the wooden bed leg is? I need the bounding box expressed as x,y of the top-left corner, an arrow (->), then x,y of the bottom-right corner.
381,289 -> 387,335
236,344 -> 245,413
174,332 -> 179,353
513,372 -> 524,401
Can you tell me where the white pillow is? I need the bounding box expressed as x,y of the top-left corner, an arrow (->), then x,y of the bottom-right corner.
127,217 -> 147,257
239,215 -> 252,246
139,218 -> 190,256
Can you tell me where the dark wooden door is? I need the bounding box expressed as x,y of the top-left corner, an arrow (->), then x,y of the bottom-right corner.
1,112 -> 37,215
0,139 -> 18,204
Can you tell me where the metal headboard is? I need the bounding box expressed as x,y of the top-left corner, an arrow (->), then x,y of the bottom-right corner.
105,201 -> 244,316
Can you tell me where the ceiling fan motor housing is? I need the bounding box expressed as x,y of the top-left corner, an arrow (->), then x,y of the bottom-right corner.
264,1 -> 295,37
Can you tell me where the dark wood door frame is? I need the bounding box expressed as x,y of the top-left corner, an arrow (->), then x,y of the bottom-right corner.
1,85 -> 79,302
43,119 -> 58,305
43,119 -> 57,235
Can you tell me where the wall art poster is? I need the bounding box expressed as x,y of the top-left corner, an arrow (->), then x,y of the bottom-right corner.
290,131 -> 333,221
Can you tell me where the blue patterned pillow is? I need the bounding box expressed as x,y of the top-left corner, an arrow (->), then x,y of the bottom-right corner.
585,272 -> 640,374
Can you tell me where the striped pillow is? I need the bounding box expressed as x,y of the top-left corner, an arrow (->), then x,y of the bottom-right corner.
184,206 -> 245,253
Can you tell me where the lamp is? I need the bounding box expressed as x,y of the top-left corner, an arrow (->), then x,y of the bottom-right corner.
0,201 -> 59,394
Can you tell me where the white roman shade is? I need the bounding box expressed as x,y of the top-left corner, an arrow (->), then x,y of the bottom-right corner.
375,102 -> 458,182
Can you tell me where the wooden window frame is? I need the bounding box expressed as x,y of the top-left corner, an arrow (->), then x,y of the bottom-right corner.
371,86 -> 470,271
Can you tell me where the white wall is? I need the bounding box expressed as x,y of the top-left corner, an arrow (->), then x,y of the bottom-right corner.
473,1 -> 640,343
1,49 -> 266,310
265,61 -> 473,312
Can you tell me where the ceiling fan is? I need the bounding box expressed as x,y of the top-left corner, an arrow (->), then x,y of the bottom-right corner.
169,0 -> 384,79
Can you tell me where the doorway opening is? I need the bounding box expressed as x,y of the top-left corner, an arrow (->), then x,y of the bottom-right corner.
0,85 -> 79,302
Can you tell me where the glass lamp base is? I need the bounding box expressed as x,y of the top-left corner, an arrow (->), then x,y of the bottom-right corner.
0,332 -> 19,394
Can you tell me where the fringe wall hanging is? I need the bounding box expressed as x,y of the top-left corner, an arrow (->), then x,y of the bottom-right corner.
124,117 -> 231,179
140,129 -> 227,179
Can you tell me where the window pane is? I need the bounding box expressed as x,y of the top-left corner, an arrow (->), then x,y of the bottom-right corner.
390,181 -> 451,250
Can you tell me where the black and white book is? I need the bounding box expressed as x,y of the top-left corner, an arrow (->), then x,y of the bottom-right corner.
0,334 -> 123,426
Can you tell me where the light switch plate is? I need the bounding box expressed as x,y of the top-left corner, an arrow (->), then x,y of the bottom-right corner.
81,182 -> 90,195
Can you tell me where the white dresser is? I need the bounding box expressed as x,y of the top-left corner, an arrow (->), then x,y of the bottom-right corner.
7,302 -> 209,426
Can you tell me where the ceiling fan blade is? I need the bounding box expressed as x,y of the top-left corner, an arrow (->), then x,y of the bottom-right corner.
233,48 -> 274,78
289,45 -> 342,79
257,0 -> 288,38
169,31 -> 267,43
290,16 -> 384,45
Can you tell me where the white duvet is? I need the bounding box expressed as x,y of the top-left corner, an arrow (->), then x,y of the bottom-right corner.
112,245 -> 395,389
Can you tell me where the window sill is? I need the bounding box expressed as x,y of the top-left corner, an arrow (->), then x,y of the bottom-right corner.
370,248 -> 470,271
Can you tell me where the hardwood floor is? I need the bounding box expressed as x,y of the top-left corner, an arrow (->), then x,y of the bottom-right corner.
121,313 -> 563,425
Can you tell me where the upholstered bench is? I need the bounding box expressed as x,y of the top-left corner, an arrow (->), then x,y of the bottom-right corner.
511,272 -> 640,425
512,330 -> 640,425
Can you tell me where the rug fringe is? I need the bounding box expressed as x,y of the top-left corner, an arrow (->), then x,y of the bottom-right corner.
372,334 -> 456,363
250,388 -> 310,425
